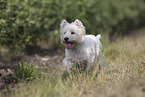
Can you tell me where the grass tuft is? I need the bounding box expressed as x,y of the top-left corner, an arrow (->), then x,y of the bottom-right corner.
15,62 -> 39,81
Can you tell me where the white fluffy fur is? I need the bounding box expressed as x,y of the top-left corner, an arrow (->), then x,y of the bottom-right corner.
60,19 -> 104,73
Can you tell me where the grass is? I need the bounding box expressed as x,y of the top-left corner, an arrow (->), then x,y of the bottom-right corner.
15,62 -> 39,81
3,35 -> 145,97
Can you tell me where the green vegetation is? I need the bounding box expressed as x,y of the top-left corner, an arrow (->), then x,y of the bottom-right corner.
15,62 -> 39,81
5,35 -> 145,97
0,0 -> 145,51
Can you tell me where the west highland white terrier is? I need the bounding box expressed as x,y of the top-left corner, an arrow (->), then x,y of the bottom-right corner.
60,19 -> 104,73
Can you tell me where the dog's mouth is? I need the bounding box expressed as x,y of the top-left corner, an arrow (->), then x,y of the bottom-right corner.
64,42 -> 74,49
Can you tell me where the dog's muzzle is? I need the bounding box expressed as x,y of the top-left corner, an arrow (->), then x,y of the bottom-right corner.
64,37 -> 69,42
64,42 -> 74,49
63,37 -> 74,49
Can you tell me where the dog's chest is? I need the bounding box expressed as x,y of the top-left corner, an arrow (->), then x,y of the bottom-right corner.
66,48 -> 89,63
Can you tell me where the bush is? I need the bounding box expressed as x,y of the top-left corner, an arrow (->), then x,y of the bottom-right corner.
0,0 -> 145,51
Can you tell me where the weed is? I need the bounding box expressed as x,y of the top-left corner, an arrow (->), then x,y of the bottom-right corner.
15,62 -> 39,81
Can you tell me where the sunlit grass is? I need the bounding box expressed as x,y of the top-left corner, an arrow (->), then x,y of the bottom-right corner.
7,35 -> 145,97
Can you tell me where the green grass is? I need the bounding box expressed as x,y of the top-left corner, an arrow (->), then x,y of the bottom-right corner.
5,35 -> 145,97
15,62 -> 39,81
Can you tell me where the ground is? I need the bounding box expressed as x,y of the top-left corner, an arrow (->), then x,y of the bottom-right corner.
0,30 -> 145,97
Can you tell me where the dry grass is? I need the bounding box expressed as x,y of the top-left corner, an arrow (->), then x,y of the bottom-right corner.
4,35 -> 145,97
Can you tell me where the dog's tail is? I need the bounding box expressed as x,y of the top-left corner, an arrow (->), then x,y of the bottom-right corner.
96,34 -> 101,40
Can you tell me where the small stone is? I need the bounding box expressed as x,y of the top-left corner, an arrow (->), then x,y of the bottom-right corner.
40,58 -> 49,61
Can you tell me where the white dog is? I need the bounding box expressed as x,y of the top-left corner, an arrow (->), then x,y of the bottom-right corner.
60,19 -> 104,73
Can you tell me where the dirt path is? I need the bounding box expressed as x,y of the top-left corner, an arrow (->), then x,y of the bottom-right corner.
0,48 -> 64,91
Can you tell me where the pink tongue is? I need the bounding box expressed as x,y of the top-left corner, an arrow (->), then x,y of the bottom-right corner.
65,43 -> 72,49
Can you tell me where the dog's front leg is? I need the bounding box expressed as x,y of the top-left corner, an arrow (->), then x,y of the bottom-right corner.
62,58 -> 74,74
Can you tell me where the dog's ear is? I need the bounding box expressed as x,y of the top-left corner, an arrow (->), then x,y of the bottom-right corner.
74,19 -> 85,29
60,19 -> 68,28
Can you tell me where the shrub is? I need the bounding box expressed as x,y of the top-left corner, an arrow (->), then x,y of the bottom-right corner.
0,0 -> 145,51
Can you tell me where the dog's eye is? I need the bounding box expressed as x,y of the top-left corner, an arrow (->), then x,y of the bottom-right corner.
71,32 -> 75,34
64,32 -> 66,34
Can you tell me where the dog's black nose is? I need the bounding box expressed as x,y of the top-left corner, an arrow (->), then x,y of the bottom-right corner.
64,37 -> 69,41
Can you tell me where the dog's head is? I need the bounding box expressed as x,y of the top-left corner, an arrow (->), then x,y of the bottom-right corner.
60,19 -> 86,49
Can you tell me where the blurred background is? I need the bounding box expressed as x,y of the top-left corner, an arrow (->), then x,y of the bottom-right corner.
0,0 -> 145,62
